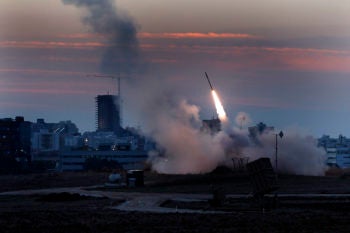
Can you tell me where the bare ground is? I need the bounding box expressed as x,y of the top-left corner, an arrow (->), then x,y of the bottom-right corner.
1,194 -> 350,233
1,172 -> 350,232
0,172 -> 109,193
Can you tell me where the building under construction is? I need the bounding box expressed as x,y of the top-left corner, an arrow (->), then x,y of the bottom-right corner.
96,95 -> 122,135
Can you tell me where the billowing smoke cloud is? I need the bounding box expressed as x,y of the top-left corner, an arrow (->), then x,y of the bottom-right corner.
242,130 -> 327,176
61,0 -> 327,176
141,93 -> 327,176
235,111 -> 251,129
62,0 -> 139,74
138,87 -> 226,174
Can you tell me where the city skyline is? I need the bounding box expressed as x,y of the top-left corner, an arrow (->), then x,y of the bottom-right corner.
1,0 -> 350,136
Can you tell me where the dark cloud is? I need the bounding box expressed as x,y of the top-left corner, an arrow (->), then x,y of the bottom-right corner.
62,0 -> 139,74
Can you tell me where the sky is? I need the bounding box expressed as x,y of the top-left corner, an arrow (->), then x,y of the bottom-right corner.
1,0 -> 350,137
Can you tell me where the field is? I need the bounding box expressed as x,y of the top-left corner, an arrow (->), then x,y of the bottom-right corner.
1,171 -> 350,232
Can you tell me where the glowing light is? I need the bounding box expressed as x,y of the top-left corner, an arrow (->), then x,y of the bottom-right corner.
211,90 -> 227,121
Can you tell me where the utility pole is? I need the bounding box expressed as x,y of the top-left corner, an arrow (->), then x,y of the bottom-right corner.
275,131 -> 284,175
275,134 -> 278,171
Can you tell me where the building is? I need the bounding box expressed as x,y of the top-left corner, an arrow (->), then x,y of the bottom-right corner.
318,135 -> 350,168
96,94 -> 122,135
0,116 -> 31,161
32,119 -> 79,136
60,130 -> 154,171
31,118 -> 80,165
31,129 -> 60,153
59,150 -> 148,171
82,131 -> 117,150
201,118 -> 221,134
248,122 -> 275,138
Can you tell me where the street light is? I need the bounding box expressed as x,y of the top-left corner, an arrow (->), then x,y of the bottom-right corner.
275,131 -> 284,173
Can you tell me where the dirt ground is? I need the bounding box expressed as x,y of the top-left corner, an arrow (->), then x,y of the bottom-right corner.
0,194 -> 350,233
1,172 -> 350,232
0,172 -> 109,193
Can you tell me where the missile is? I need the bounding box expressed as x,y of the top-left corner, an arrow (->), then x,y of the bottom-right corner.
205,72 -> 214,90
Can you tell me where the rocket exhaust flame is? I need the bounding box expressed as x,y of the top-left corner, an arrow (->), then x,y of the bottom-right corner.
204,72 -> 227,121
211,90 -> 227,121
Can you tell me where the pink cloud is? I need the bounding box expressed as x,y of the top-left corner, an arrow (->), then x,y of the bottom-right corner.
58,32 -> 259,40
142,44 -> 350,73
138,32 -> 259,39
57,33 -> 103,39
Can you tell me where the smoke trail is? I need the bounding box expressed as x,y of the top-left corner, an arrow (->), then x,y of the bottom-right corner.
62,0 -> 139,74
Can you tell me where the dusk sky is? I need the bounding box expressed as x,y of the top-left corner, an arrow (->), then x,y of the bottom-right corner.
1,0 -> 350,136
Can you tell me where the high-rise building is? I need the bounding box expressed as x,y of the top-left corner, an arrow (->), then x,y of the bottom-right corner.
0,116 -> 31,161
96,94 -> 121,135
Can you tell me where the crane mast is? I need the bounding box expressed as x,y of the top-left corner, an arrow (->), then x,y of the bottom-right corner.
86,74 -> 122,127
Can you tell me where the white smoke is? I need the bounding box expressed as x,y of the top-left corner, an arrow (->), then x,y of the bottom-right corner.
64,1 -> 327,177
142,91 -> 227,174
243,129 -> 327,176
235,112 -> 251,129
137,90 -> 327,176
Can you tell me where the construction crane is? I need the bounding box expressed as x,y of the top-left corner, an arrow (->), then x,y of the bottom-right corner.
86,74 -> 121,96
86,73 -> 123,126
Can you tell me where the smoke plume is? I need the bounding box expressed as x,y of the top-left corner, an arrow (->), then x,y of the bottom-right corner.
139,88 -> 327,176
235,112 -> 251,129
62,0 -> 327,176
242,129 -> 327,176
136,86 -> 225,174
62,0 -> 139,74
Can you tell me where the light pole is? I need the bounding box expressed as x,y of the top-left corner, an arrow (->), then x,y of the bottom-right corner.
275,131 -> 284,173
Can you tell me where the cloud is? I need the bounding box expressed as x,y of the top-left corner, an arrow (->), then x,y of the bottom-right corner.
56,32 -> 260,40
142,44 -> 350,73
0,68 -> 89,76
0,41 -> 105,49
0,87 -> 90,95
138,32 -> 259,39
235,112 -> 252,128
57,33 -> 103,39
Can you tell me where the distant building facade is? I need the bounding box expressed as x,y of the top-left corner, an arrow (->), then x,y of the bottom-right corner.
248,122 -> 275,139
96,95 -> 121,135
59,150 -> 148,171
31,129 -> 60,153
31,119 -> 80,164
61,128 -> 154,171
0,116 -> 31,161
318,135 -> 350,168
